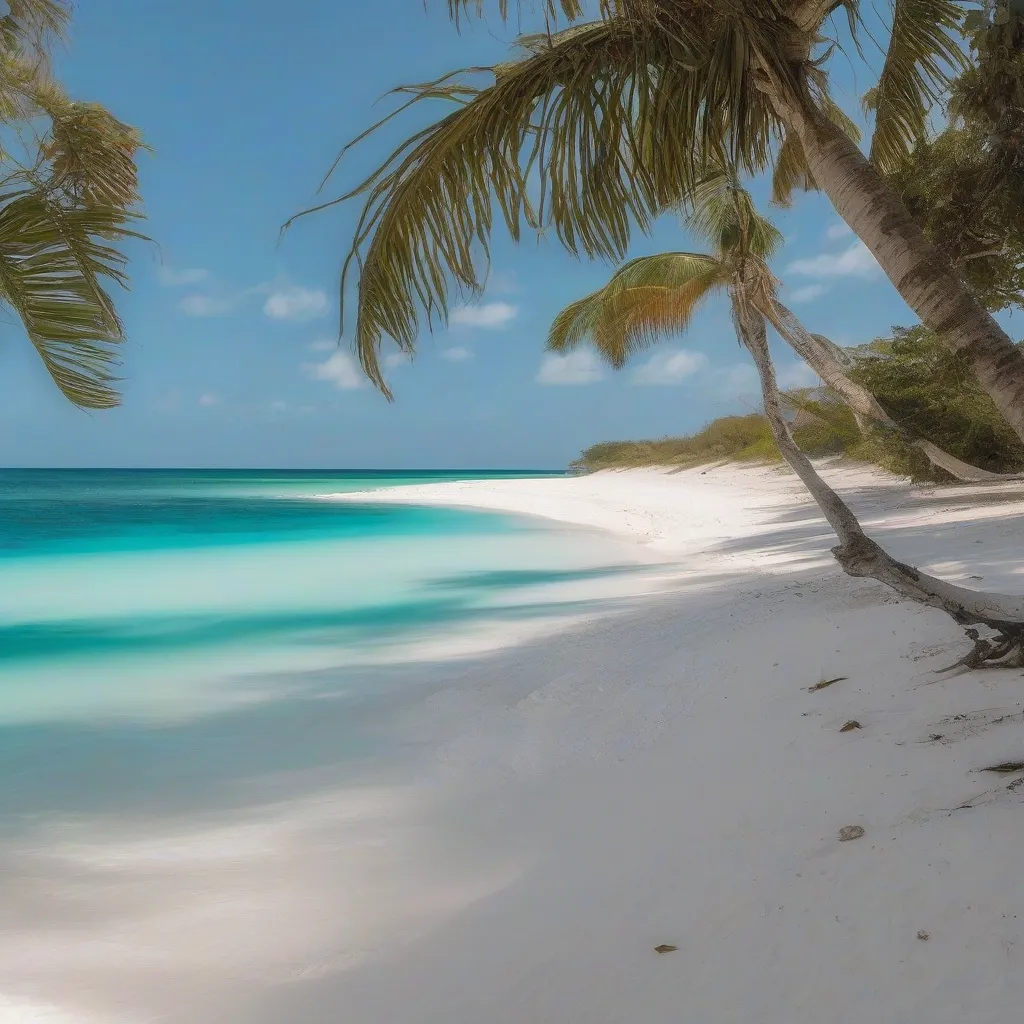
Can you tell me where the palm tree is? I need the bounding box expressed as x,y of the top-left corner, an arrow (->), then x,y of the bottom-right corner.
557,225 -> 1019,482
0,1 -> 146,409
291,0 -> 1024,444
552,168 -> 1024,661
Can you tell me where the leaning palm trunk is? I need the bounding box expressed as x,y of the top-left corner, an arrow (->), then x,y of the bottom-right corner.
731,277 -> 1024,667
766,299 -> 1024,484
761,85 -> 1024,447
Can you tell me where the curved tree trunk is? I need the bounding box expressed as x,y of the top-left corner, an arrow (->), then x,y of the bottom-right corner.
765,298 -> 1024,483
728,282 -> 1024,660
760,84 -> 1024,446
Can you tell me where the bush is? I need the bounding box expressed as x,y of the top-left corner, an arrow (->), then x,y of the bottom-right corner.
572,324 -> 1024,479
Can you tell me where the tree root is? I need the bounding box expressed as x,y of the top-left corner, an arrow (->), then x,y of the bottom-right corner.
935,627 -> 1024,673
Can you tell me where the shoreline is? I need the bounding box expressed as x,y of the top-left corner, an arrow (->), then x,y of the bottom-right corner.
9,462 -> 1024,1023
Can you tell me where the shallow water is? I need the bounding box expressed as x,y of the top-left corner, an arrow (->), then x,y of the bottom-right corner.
0,469 -> 634,726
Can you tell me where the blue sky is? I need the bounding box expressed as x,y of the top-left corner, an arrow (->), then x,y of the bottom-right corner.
0,0 -> 1003,469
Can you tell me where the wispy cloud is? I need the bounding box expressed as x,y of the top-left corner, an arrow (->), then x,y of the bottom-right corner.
264,286 -> 329,322
158,266 -> 210,287
450,301 -> 518,329
537,350 -> 604,385
786,240 -> 880,280
304,351 -> 365,390
826,221 -> 853,241
631,349 -> 708,386
788,284 -> 826,304
269,399 -> 288,412
441,346 -> 473,362
308,339 -> 337,353
198,393 -> 219,407
179,293 -> 235,317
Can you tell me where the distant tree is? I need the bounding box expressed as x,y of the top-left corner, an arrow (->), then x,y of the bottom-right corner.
0,1 -> 147,408
849,325 -> 1024,472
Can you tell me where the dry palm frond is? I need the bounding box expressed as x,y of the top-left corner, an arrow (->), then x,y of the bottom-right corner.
868,0 -> 968,172
41,98 -> 147,208
0,189 -> 143,408
0,0 -> 68,61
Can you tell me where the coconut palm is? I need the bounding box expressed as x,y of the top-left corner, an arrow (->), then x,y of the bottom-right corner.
0,1 -> 146,409
551,167 -> 1024,659
551,199 -> 1018,482
291,0 -> 1024,444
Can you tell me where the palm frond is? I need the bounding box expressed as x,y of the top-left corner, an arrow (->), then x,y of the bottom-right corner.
868,0 -> 968,172
547,251 -> 726,367
40,98 -> 147,207
771,95 -> 861,206
0,0 -> 68,59
686,169 -> 784,260
447,0 -> 587,26
294,4 -> 805,396
0,189 -> 143,408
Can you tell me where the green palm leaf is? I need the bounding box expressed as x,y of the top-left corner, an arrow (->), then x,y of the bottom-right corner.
548,252 -> 726,367
0,189 -> 143,408
868,0 -> 969,172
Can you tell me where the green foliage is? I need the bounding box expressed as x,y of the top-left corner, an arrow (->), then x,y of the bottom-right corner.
848,324 -> 1024,472
574,326 -> 1024,479
886,1 -> 1024,311
0,4 -> 147,408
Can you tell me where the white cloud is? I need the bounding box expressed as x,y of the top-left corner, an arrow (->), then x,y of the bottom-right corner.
304,351 -> 364,390
269,399 -> 288,412
441,346 -> 473,362
631,349 -> 708,386
198,393 -> 219,407
308,339 -> 337,353
788,284 -> 826,304
179,293 -> 234,317
826,221 -> 853,241
264,286 -> 329,321
450,301 -> 517,329
159,266 -> 210,287
786,240 -> 880,280
776,361 -> 820,390
383,351 -> 412,369
537,350 -> 604,386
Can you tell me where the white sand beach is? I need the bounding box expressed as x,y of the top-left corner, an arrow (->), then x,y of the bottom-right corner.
8,461 -> 1024,1023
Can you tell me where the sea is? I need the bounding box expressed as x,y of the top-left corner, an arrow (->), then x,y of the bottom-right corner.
0,469 -> 633,729
0,469 -> 650,1019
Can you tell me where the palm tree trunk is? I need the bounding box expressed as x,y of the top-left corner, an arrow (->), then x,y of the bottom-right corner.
729,285 -> 1024,654
765,298 -> 1021,483
760,85 -> 1024,446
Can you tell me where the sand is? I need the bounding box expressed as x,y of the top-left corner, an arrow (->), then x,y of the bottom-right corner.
8,460 -> 1024,1023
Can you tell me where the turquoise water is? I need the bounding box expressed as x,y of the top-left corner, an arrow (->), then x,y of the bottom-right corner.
0,469 -> 628,726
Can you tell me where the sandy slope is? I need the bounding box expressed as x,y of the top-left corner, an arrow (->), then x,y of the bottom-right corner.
8,461 -> 1024,1024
